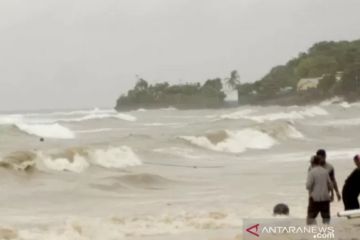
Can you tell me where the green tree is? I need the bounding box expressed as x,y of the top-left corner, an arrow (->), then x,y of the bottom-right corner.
318,74 -> 336,95
134,78 -> 148,91
225,70 -> 240,89
340,63 -> 360,93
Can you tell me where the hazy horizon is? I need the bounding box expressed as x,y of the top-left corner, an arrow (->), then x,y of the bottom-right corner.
0,0 -> 359,111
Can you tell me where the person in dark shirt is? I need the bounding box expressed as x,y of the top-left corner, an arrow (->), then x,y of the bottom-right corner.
342,155 -> 360,210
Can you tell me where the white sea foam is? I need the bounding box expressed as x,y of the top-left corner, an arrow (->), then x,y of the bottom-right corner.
318,117 -> 360,127
220,109 -> 255,120
153,147 -> 202,159
60,113 -> 137,123
75,128 -> 113,134
0,114 -> 24,125
339,102 -> 351,108
320,96 -> 344,106
244,106 -> 328,122
26,108 -> 116,117
37,152 -> 90,173
1,146 -> 142,173
180,129 -> 276,153
260,122 -> 304,140
16,123 -> 75,139
284,125 -> 304,139
89,146 -> 142,169
4,211 -> 241,240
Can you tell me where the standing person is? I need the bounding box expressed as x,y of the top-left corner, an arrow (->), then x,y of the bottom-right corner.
306,155 -> 333,225
342,155 -> 360,210
316,149 -> 341,202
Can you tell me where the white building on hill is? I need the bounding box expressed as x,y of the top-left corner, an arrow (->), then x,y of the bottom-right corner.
297,77 -> 322,92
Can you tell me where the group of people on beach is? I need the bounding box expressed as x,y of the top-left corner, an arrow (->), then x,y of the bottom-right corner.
306,149 -> 360,224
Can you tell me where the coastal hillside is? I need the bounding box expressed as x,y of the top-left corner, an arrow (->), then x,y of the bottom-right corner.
238,39 -> 360,105
115,78 -> 226,111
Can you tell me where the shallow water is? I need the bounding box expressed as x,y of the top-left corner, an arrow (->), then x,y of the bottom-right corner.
0,101 -> 358,239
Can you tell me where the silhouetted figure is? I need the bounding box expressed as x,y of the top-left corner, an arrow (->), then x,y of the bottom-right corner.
40,138 -> 44,142
273,203 -> 289,216
342,155 -> 360,210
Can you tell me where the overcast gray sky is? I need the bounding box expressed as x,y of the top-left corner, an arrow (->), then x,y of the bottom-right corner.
0,0 -> 359,111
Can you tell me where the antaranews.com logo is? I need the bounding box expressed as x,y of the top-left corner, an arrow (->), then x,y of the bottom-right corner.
243,219 -> 335,240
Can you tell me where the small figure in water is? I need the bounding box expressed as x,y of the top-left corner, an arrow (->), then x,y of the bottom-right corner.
342,155 -> 360,210
40,137 -> 44,142
273,203 -> 289,216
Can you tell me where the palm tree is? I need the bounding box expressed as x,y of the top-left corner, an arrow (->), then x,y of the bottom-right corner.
225,70 -> 241,90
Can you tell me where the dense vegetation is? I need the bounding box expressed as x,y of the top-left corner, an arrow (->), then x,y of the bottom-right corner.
116,70 -> 240,110
238,39 -> 360,104
115,78 -> 227,110
115,40 -> 360,109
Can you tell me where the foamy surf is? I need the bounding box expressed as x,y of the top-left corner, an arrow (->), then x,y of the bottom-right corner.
220,109 -> 255,120
0,146 -> 141,173
180,129 -> 276,153
16,123 -> 75,139
59,113 -> 137,123
244,106 -> 328,122
0,211 -> 242,240
89,146 -> 141,169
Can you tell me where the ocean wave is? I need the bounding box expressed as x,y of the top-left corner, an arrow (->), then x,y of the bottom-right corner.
0,151 -> 37,171
0,146 -> 142,173
15,123 -> 75,139
220,109 -> 256,120
75,128 -> 113,134
179,122 -> 304,154
180,129 -> 277,153
320,96 -> 344,106
0,211 -> 241,239
25,108 -> 116,117
244,106 -> 328,122
320,97 -> 351,108
37,150 -> 90,173
0,111 -> 136,128
89,146 -> 141,169
259,122 -> 304,140
0,114 -> 24,125
153,147 -> 203,159
59,113 -> 137,123
339,102 -> 351,108
316,117 -> 360,127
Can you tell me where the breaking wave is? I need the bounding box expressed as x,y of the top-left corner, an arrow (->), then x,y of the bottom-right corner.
0,211 -> 241,239
259,122 -> 304,140
153,147 -> 203,159
0,110 -> 136,127
0,115 -> 76,139
244,106 -> 328,122
89,146 -> 141,169
59,113 -> 137,123
180,129 -> 276,153
217,106 -> 328,123
15,123 -> 75,139
0,146 -> 141,173
179,122 -> 303,153
220,109 -> 255,120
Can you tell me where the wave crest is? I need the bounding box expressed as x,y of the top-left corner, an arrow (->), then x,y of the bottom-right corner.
15,123 -> 75,139
0,146 -> 141,173
180,129 -> 276,153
